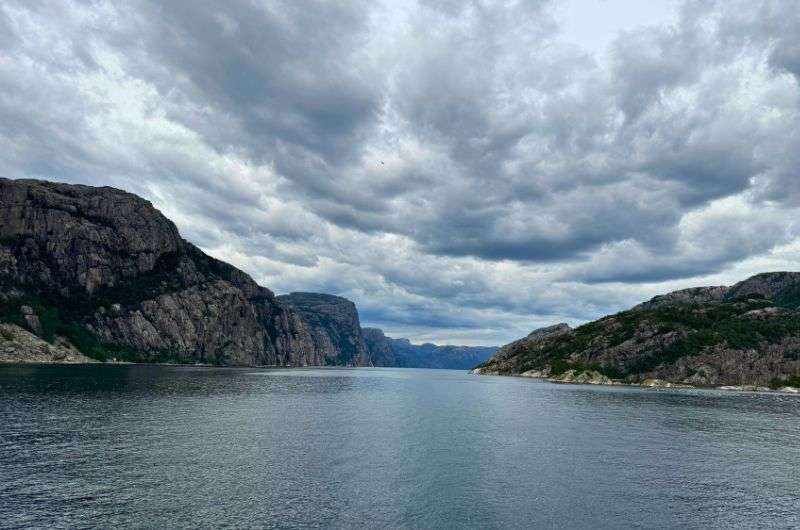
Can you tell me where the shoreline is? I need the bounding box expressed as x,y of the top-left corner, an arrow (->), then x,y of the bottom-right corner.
0,359 -> 371,369
3,359 -> 799,395
470,368 -> 800,395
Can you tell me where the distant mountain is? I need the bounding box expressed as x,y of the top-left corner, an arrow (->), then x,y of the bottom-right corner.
0,178 -> 371,366
0,178 -> 495,369
475,273 -> 800,388
363,327 -> 496,369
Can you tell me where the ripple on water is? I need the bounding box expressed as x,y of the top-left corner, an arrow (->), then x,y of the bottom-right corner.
0,364 -> 798,529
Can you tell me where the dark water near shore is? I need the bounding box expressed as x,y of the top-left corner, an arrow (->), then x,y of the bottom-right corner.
1,365 -> 799,529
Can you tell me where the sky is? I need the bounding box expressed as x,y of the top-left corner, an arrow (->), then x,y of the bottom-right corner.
1,0 -> 800,346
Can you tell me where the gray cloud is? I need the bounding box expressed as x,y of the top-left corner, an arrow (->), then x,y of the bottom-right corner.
1,0 -> 800,344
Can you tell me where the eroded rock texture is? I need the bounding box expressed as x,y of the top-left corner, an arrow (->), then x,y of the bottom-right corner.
0,178 -> 363,365
277,293 -> 371,366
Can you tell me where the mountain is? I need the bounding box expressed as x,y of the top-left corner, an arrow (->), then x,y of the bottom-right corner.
474,273 -> 800,388
277,293 -> 370,366
363,327 -> 496,369
0,178 -> 370,366
361,327 -> 401,367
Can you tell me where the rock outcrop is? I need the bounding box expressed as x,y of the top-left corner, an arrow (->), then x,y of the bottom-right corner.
0,323 -> 94,363
475,273 -> 800,387
361,327 -> 400,367
0,178 -> 367,365
725,272 -> 800,308
277,293 -> 370,366
363,327 -> 496,369
633,286 -> 729,310
549,369 -> 612,385
489,323 -> 572,365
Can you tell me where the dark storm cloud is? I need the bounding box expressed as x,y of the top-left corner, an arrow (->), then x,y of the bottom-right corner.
371,0 -> 796,267
126,0 -> 381,163
2,0 -> 800,343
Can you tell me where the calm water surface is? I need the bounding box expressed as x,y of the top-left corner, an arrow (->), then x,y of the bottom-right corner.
1,365 -> 799,529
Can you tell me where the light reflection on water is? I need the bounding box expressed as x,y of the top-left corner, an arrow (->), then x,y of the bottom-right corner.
1,365 -> 798,529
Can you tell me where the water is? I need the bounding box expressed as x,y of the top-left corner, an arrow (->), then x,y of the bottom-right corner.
0,365 -> 798,529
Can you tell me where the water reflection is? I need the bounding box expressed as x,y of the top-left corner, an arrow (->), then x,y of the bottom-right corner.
1,365 -> 798,529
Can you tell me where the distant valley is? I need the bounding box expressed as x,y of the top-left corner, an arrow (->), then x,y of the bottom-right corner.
363,328 -> 496,369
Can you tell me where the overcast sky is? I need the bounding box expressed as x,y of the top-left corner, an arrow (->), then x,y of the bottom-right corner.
1,1 -> 799,345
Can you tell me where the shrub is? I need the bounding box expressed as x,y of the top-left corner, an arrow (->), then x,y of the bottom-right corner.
548,358 -> 621,379
0,291 -> 143,362
769,375 -> 800,389
510,297 -> 800,380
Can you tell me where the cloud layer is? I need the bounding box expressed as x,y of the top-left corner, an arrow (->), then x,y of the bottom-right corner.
1,0 -> 799,344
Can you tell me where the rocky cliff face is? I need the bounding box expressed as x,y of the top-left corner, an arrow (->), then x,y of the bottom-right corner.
476,273 -> 800,387
0,178 -> 360,365
276,292 -> 371,366
363,327 -> 497,369
362,327 -> 400,367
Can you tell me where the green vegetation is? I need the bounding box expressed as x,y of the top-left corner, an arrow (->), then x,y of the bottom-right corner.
0,296 -> 26,328
0,235 -> 23,247
769,375 -> 800,389
548,358 -> 623,379
1,291 -> 145,362
0,245 -> 243,364
511,298 -> 800,379
771,284 -> 800,310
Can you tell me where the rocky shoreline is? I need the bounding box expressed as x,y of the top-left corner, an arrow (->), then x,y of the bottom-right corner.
0,323 -> 96,364
472,273 -> 800,390
470,367 -> 800,394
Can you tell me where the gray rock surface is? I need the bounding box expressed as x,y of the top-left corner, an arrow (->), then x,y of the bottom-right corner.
491,323 -> 572,363
725,272 -> 800,307
0,178 -> 183,294
361,327 -> 399,367
0,178 -> 361,365
277,292 -> 371,366
0,323 -> 94,363
549,369 -> 612,385
476,275 -> 800,387
634,286 -> 729,310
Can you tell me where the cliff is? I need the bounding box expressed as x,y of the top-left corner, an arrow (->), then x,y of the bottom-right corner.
276,293 -> 371,366
0,178 -> 364,365
361,327 -> 400,367
363,327 -> 496,369
475,273 -> 800,387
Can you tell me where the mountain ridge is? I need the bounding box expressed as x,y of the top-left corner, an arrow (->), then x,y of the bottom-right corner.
0,178 -> 497,369
0,178 -> 366,366
363,327 -> 496,369
475,273 -> 800,387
